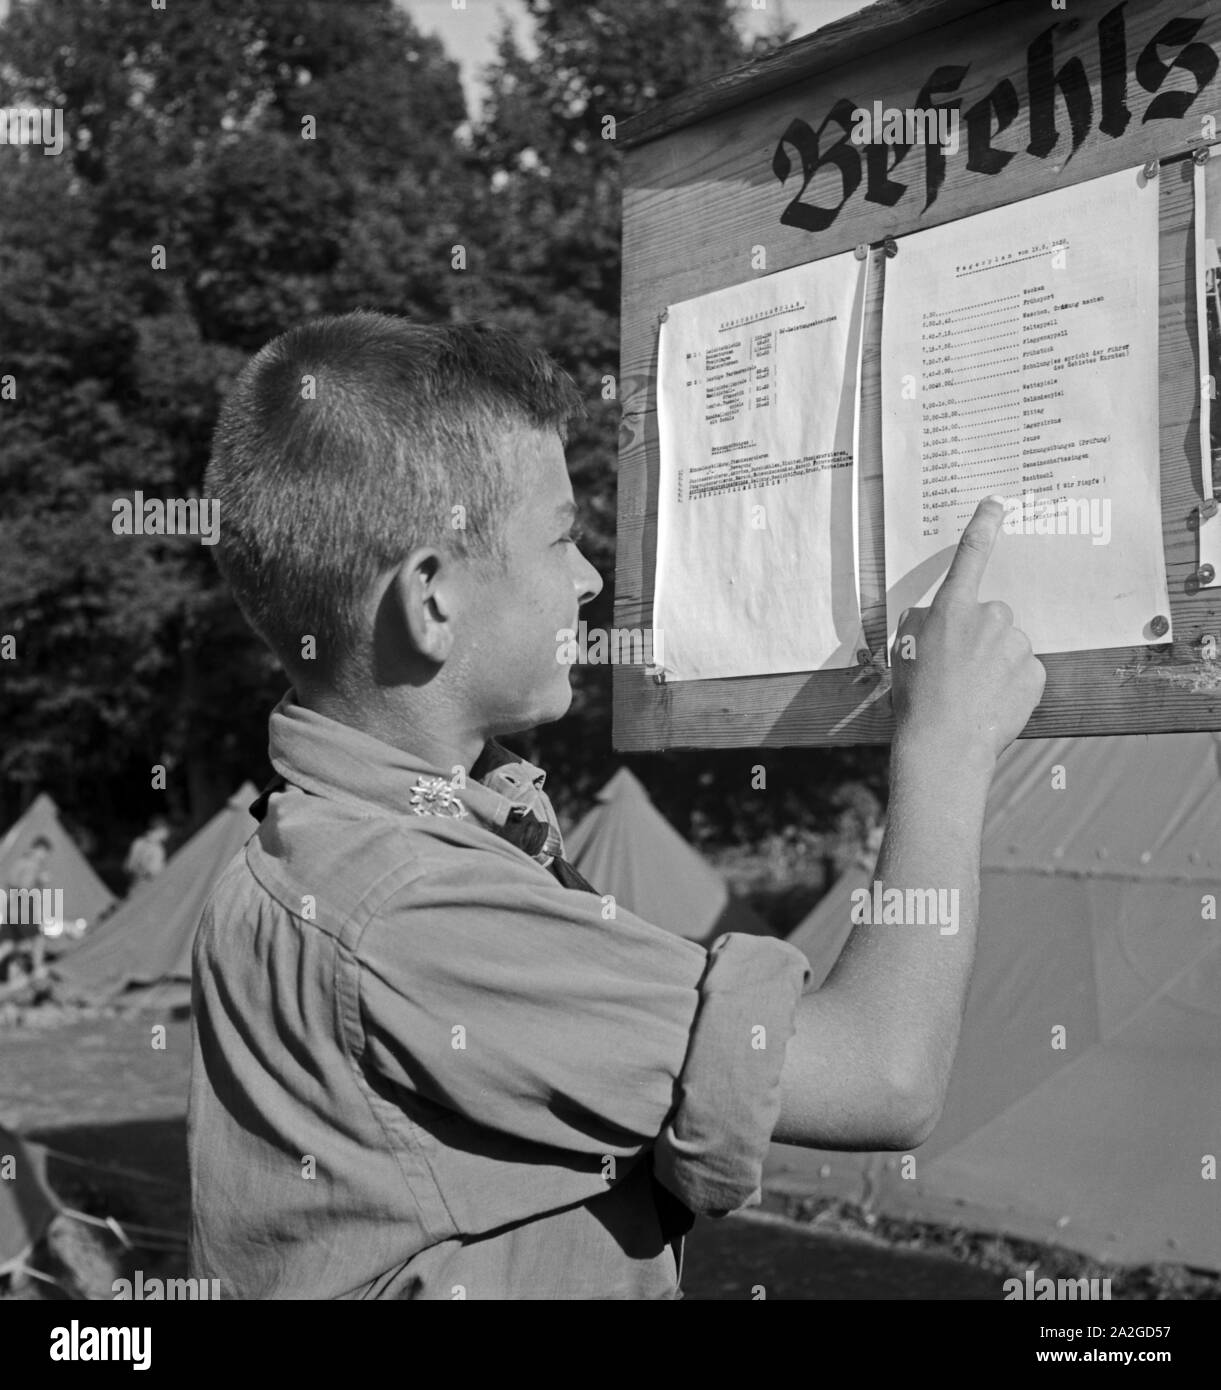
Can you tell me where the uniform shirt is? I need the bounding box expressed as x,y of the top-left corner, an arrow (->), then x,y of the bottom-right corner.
187,694 -> 811,1299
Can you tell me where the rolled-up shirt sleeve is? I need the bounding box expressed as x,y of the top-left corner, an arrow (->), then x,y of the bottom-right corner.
356,838 -> 811,1215
653,932 -> 810,1215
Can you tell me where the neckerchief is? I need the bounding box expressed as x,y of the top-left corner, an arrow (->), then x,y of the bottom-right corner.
249,738 -> 599,893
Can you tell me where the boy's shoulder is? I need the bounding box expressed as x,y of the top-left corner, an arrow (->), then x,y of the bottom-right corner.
200,779 -> 563,954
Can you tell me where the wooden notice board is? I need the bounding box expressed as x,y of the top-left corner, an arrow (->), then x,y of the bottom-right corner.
614,0 -> 1221,750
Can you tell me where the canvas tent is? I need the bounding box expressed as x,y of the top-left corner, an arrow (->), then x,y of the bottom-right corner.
0,793 -> 115,929
54,783 -> 259,1006
564,767 -> 773,944
768,732 -> 1221,1271
0,1124 -> 59,1278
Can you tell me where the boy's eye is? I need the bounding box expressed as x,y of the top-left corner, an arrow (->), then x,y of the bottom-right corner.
559,525 -> 586,546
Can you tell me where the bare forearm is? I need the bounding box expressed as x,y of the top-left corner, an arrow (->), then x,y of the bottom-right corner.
773,735 -> 997,1149
823,733 -> 994,1111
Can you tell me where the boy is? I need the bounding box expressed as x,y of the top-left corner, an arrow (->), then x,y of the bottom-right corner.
190,311 -> 1045,1299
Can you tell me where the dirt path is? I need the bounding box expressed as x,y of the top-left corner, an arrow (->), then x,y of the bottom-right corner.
1,1012 -> 192,1134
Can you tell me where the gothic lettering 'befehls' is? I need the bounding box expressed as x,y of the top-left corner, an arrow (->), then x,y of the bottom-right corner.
771,4 -> 1219,232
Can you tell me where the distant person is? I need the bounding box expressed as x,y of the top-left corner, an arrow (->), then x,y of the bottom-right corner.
124,817 -> 170,891
855,818 -> 887,871
0,834 -> 53,982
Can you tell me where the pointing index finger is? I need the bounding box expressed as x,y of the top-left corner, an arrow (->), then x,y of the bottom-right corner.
939,495 -> 1006,604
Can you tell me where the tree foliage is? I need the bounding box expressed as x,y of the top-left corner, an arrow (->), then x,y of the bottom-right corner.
0,0 -> 476,876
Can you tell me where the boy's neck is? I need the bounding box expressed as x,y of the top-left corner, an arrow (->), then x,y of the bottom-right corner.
295,685 -> 487,778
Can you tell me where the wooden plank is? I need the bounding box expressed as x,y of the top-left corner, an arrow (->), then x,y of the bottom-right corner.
614,0 -> 1221,749
618,0 -> 1013,151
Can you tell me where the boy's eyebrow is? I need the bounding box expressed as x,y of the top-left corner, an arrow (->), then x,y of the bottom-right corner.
555,501 -> 579,522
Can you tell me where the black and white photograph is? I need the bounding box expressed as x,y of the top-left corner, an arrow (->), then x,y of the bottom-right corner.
0,0 -> 1218,1356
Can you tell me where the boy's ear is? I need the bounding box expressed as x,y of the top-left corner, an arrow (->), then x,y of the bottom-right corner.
389,547 -> 458,665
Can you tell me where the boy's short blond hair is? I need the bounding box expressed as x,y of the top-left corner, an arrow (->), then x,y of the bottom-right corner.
205,311 -> 586,675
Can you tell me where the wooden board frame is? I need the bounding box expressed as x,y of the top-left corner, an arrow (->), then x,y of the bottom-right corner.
614,0 -> 1221,749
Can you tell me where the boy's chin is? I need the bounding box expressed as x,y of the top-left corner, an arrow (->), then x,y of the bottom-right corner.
494,678 -> 573,737
535,679 -> 575,727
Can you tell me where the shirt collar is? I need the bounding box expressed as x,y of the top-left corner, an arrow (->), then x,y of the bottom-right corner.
261,692 -> 565,861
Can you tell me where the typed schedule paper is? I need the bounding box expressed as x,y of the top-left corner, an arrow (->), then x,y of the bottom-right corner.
881,165 -> 1170,658
653,251 -> 869,682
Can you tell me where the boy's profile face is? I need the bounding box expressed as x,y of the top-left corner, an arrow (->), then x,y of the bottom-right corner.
455,426 -> 603,739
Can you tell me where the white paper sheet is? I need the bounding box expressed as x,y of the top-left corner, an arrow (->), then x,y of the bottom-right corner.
653,252 -> 869,681
1195,152 -> 1221,588
881,164 -> 1170,658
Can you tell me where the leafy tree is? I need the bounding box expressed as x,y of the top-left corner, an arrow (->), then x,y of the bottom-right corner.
0,0 -> 477,873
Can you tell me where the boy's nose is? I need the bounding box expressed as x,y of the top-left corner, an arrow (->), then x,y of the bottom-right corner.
576,553 -> 604,605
